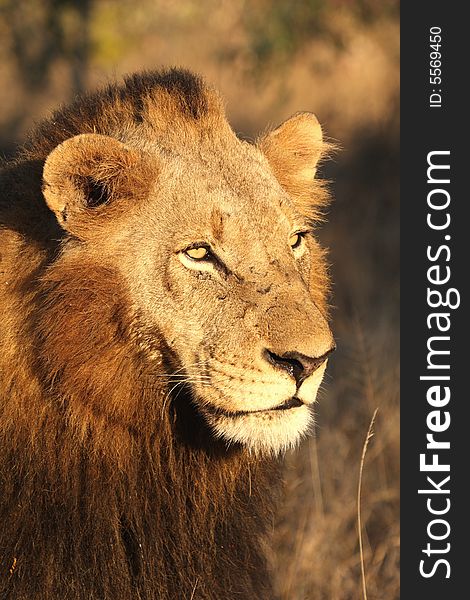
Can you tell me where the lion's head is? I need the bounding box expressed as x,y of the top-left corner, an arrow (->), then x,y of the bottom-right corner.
40,71 -> 334,456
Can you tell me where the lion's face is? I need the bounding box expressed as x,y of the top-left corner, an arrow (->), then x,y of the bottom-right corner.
43,113 -> 334,455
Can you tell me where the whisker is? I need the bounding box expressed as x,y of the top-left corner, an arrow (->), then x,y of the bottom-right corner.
143,373 -> 210,381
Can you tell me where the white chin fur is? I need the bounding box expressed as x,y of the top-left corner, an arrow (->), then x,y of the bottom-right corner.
203,404 -> 314,457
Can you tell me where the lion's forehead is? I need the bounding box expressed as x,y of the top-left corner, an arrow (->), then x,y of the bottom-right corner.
155,138 -> 283,197
153,150 -> 295,240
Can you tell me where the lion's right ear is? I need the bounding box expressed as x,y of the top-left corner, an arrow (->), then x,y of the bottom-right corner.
43,133 -> 156,238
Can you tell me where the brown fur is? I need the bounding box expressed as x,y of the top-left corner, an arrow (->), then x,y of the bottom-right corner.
0,69 -> 332,599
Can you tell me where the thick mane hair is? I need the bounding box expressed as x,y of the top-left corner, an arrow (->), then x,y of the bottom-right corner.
22,69 -> 229,162
0,69 -> 281,600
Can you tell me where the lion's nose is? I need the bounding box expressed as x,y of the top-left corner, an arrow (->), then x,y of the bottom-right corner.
264,346 -> 335,387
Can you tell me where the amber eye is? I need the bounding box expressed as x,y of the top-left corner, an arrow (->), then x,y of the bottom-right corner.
185,246 -> 209,260
289,232 -> 303,250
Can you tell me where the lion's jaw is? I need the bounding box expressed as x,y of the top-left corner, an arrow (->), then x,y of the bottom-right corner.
195,361 -> 328,456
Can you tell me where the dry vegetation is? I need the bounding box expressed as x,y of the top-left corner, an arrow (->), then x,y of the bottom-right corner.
0,1 -> 399,598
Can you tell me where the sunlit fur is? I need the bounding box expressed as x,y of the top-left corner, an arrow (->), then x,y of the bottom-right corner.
0,69 -> 333,599
197,360 -> 328,456
205,405 -> 315,456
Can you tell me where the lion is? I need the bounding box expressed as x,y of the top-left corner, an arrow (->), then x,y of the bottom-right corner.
0,69 -> 334,599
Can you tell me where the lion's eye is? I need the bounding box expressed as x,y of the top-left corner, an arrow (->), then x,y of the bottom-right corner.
185,246 -> 209,260
179,244 -> 217,272
289,232 -> 303,250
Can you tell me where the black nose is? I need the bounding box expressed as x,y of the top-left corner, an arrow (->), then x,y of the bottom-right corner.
264,346 -> 335,386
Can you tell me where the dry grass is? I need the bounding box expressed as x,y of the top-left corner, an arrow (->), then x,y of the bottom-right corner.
358,408 -> 379,600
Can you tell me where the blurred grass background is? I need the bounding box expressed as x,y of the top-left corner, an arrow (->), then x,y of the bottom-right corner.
0,1 -> 399,598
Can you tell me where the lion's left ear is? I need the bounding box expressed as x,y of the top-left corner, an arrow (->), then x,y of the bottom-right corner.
258,112 -> 330,218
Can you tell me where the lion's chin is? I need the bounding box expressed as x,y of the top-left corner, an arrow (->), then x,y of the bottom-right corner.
201,403 -> 314,457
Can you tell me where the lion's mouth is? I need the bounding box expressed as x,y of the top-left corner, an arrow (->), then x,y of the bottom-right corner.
201,396 -> 305,418
272,396 -> 304,410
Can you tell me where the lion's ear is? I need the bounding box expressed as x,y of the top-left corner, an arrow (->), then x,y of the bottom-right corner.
43,133 -> 156,238
258,112 -> 330,218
